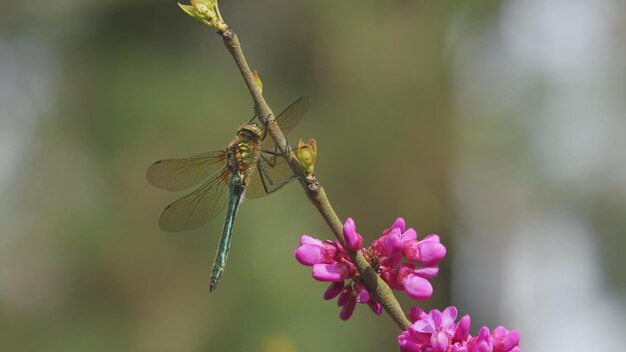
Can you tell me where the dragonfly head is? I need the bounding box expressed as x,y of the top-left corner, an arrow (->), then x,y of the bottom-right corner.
237,123 -> 264,141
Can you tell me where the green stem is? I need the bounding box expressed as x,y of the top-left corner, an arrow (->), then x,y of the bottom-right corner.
219,28 -> 411,330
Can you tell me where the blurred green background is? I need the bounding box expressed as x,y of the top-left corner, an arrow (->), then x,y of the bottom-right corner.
1,0 -> 625,351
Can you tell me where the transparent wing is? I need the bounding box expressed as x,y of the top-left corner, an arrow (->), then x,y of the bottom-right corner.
260,97 -> 310,149
273,97 -> 310,135
159,168 -> 229,232
245,152 -> 297,199
146,151 -> 227,191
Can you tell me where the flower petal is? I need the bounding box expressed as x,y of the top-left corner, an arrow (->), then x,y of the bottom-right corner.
408,306 -> 425,323
398,331 -> 420,352
339,295 -> 357,320
392,217 -> 406,232
402,227 -> 417,242
413,265 -> 439,279
367,300 -> 382,315
431,331 -> 450,352
343,217 -> 363,251
323,281 -> 345,300
402,239 -> 420,262
295,243 -> 324,266
312,262 -> 349,282
417,239 -> 446,265
300,235 -> 322,246
384,228 -> 404,256
337,285 -> 353,306
403,274 -> 433,300
453,315 -> 471,343
441,306 -> 458,330
354,281 -> 371,303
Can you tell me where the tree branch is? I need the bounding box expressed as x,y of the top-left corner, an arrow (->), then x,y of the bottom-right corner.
219,28 -> 411,330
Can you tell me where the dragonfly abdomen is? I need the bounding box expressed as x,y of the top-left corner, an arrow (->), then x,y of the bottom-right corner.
209,172 -> 246,292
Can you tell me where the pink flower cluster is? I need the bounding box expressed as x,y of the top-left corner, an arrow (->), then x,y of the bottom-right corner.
398,306 -> 521,352
295,217 -> 446,320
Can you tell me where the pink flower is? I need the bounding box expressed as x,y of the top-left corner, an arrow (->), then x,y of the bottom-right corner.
295,217 -> 446,320
466,326 -> 521,352
399,306 -> 521,352
403,234 -> 446,265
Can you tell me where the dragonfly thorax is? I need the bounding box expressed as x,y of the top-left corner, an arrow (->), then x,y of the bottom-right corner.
226,124 -> 264,178
226,139 -> 261,180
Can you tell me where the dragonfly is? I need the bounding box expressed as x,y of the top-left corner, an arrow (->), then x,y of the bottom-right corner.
146,97 -> 309,291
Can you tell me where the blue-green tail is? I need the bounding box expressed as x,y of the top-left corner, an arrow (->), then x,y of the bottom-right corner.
209,173 -> 245,292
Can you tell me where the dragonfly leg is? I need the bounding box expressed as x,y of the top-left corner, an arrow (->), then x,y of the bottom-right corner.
260,147 -> 291,164
256,156 -> 298,195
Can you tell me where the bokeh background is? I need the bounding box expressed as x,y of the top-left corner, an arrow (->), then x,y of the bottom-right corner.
1,0 -> 625,351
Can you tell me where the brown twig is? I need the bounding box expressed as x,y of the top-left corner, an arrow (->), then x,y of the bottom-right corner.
218,27 -> 411,330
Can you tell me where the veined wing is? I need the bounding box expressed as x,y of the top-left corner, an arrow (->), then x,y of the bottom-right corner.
245,152 -> 297,199
260,97 -> 310,148
159,168 -> 230,232
146,151 -> 227,191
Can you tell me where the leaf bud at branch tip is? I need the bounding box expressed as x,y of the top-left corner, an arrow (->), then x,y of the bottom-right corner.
252,70 -> 263,93
178,0 -> 228,32
297,138 -> 317,181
